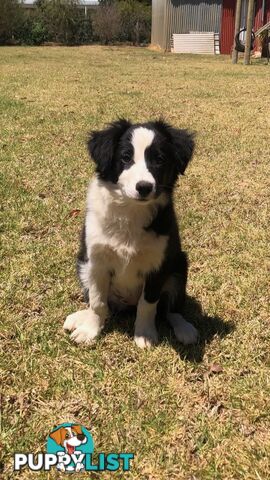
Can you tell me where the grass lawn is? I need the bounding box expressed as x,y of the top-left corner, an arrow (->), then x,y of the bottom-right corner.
0,46 -> 269,479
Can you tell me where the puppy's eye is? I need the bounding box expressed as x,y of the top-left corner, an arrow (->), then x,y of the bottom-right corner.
65,433 -> 69,439
121,155 -> 132,165
154,155 -> 165,166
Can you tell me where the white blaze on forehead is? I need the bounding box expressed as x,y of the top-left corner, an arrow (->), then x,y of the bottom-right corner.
131,127 -> 155,163
117,126 -> 156,199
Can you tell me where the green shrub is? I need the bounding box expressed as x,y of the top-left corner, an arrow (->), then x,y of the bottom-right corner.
0,0 -> 150,46
76,15 -> 93,44
92,0 -> 151,45
35,0 -> 87,45
14,14 -> 48,45
0,0 -> 24,44
118,0 -> 151,44
30,19 -> 48,44
35,0 -> 93,45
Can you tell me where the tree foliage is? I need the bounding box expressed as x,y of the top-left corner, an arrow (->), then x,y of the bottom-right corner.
93,0 -> 151,45
118,0 -> 151,44
36,0 -> 86,44
0,0 -> 24,44
0,0 -> 151,46
92,3 -> 121,44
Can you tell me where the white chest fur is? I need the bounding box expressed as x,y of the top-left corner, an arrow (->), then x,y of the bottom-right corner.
84,178 -> 168,306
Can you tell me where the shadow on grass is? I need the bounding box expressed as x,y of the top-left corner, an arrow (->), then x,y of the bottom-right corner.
160,296 -> 235,363
103,296 -> 235,363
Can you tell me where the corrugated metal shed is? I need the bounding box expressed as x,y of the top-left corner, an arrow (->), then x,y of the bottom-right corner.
151,0 -> 166,48
151,0 -> 222,50
152,0 -> 270,54
173,32 -> 216,53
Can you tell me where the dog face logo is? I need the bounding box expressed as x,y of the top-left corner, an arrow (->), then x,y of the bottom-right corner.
47,423 -> 94,473
15,422 -> 133,473
49,425 -> 87,455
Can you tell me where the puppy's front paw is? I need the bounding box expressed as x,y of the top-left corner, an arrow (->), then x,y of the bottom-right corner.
70,324 -> 101,345
134,326 -> 158,349
64,309 -> 91,331
64,310 -> 103,345
168,313 -> 199,345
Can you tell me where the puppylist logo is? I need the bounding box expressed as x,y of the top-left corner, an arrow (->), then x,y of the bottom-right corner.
14,422 -> 134,473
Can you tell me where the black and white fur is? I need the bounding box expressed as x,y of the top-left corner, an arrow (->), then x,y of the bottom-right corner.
64,119 -> 198,348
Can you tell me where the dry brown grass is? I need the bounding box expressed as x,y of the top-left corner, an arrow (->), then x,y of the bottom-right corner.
0,46 -> 269,479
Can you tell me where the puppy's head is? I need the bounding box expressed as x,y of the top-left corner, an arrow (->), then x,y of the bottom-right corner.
49,425 -> 87,454
88,119 -> 195,202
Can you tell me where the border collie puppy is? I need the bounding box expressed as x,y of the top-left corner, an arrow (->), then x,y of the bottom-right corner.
64,119 -> 198,348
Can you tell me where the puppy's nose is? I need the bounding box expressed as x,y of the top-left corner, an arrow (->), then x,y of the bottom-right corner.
136,181 -> 153,198
77,434 -> 85,441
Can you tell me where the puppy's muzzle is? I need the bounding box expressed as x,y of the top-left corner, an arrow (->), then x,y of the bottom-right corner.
136,181 -> 154,199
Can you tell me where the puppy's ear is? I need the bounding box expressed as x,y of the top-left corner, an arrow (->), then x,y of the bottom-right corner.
88,119 -> 131,179
153,120 -> 195,175
72,425 -> 83,435
169,128 -> 195,175
49,427 -> 65,446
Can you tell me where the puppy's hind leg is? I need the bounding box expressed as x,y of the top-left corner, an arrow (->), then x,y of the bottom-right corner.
167,313 -> 199,345
162,270 -> 199,345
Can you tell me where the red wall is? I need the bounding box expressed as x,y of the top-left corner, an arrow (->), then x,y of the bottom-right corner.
220,0 -> 270,55
220,0 -> 235,54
